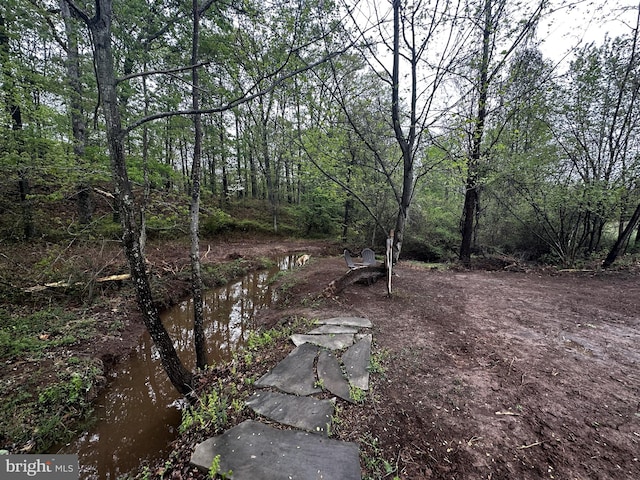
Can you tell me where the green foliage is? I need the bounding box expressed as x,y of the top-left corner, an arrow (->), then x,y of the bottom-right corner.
0,306 -> 101,450
368,348 -> 389,375
360,432 -> 400,480
179,386 -> 228,434
246,329 -> 276,351
38,371 -> 90,407
349,385 -> 366,404
233,219 -> 273,235
202,208 -> 234,235
297,187 -> 343,237
245,322 -> 299,352
0,355 -> 103,452
207,454 -> 233,479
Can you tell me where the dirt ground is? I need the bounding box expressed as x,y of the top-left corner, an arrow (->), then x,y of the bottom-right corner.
260,255 -> 640,480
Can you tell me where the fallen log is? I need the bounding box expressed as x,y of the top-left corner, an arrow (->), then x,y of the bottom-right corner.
23,273 -> 131,293
324,264 -> 386,296
95,273 -> 131,283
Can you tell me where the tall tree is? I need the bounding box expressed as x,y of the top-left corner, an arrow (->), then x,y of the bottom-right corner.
0,10 -> 33,240
457,0 -> 546,265
190,0 -> 206,370
555,34 -> 640,259
339,0 -> 469,261
601,5 -> 640,267
60,0 -> 91,225
65,0 -> 194,395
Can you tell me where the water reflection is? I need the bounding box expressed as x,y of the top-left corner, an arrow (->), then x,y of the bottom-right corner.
58,257 -> 293,479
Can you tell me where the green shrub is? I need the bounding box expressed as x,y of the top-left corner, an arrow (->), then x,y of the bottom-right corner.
180,386 -> 228,434
202,209 -> 234,235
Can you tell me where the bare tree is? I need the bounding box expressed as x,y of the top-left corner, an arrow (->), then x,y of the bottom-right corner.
340,0 -> 468,261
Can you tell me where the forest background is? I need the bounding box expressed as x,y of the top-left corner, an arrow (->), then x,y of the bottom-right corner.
1,0 -> 640,459
1,0 -> 639,266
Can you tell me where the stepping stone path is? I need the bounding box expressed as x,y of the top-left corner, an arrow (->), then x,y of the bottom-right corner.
191,316 -> 373,479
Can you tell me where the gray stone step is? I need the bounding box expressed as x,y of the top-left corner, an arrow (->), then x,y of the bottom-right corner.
290,333 -> 355,350
307,325 -> 359,335
342,334 -> 372,391
315,316 -> 372,328
246,391 -> 334,435
254,342 -> 321,396
192,316 -> 374,479
317,349 -> 354,403
190,420 -> 361,480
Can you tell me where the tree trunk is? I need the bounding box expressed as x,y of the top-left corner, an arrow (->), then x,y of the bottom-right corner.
602,201 -> 640,268
235,113 -> 243,198
390,0 -> 415,263
249,144 -> 258,199
342,161 -> 353,243
139,65 -> 151,254
460,0 -> 492,266
61,0 -> 92,225
259,101 -> 278,231
190,0 -> 206,370
71,0 -> 194,394
220,112 -> 229,205
1,13 -> 34,240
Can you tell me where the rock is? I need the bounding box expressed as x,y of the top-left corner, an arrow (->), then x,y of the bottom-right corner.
190,420 -> 361,480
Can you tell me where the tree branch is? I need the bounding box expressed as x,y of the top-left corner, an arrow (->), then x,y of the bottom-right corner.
116,61 -> 212,84
63,0 -> 92,25
123,45 -> 353,135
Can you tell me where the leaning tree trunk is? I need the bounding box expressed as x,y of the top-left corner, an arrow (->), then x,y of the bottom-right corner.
71,0 -> 194,395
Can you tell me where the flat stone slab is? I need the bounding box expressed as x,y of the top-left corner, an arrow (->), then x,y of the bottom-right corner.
342,334 -> 372,390
317,349 -> 354,403
291,333 -> 354,350
315,316 -> 372,328
191,420 -> 361,480
307,325 -> 359,335
255,343 -> 321,395
246,391 -> 334,435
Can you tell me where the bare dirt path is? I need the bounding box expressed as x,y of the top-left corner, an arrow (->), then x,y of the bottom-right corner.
266,256 -> 640,479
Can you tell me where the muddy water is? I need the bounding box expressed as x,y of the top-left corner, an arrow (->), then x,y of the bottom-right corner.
59,256 -> 295,480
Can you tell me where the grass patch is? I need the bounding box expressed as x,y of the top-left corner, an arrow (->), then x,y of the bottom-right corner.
0,307 -> 102,452
0,307 -> 94,360
0,355 -> 103,452
246,325 -> 289,351
360,432 -> 401,480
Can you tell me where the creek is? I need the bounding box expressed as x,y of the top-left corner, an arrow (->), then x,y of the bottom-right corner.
58,256 -> 296,479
